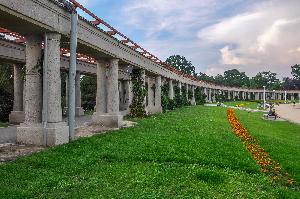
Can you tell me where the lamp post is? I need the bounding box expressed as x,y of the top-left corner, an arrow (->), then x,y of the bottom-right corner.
284,91 -> 287,104
263,86 -> 266,109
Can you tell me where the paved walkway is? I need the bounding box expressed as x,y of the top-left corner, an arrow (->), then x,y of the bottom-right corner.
276,104 -> 300,125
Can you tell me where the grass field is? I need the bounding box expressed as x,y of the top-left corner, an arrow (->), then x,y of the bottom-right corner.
0,122 -> 8,128
0,106 -> 299,198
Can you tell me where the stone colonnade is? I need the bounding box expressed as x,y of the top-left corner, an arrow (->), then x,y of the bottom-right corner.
7,34 -> 300,146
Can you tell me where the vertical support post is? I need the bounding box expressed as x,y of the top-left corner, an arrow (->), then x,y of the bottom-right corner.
263,86 -> 266,109
155,75 -> 162,113
191,86 -> 196,105
178,82 -> 182,95
9,64 -> 25,124
75,72 -> 84,116
284,91 -> 287,104
68,11 -> 78,140
107,59 -> 120,114
168,79 -> 174,100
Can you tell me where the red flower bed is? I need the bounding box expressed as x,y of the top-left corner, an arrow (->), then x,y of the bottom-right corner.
227,109 -> 297,188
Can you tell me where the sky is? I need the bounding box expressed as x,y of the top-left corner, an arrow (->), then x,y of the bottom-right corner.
76,0 -> 300,79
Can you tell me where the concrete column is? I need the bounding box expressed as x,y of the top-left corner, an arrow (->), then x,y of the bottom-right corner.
124,80 -> 132,112
291,93 -> 295,101
168,79 -> 174,100
22,35 -> 43,124
209,88 -> 212,102
212,89 -> 215,102
204,88 -> 209,102
118,80 -> 124,111
186,84 -> 189,100
18,33 -> 68,146
44,33 -> 68,145
147,77 -> 154,110
94,60 -> 107,114
154,76 -> 162,113
75,72 -> 84,116
107,59 -> 119,113
93,59 -> 123,127
191,86 -> 196,105
178,82 -> 182,95
9,64 -> 25,124
64,74 -> 68,114
141,69 -> 146,106
46,33 -> 63,123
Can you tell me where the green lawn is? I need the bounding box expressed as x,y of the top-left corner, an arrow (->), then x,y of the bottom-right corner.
224,101 -> 259,109
0,106 -> 298,198
234,110 -> 300,183
0,122 -> 9,128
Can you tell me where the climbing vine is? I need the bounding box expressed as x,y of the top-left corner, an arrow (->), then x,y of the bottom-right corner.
129,69 -> 147,118
194,87 -> 206,105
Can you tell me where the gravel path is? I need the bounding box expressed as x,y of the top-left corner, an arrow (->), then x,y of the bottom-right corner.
276,104 -> 300,125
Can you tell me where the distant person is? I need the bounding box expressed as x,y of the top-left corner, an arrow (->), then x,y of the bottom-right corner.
268,108 -> 278,119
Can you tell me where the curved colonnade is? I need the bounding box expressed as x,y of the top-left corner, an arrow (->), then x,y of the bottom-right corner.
0,0 -> 299,146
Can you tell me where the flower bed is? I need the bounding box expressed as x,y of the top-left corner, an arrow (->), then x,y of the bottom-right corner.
227,108 -> 297,188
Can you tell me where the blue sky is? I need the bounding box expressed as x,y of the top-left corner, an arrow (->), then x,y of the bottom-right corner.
77,0 -> 300,79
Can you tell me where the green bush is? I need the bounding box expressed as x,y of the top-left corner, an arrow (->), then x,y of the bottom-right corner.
130,69 -> 147,117
0,88 -> 13,122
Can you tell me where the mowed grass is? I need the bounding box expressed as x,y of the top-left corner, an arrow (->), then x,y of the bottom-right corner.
234,110 -> 300,183
0,122 -> 9,128
224,101 -> 259,109
0,106 -> 298,198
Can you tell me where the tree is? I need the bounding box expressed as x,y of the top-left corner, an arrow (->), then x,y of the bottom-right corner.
0,63 -> 14,122
214,74 -> 224,85
80,75 -> 97,111
250,71 -> 281,90
223,69 -> 249,87
196,72 -> 214,83
165,55 -> 196,76
291,64 -> 300,80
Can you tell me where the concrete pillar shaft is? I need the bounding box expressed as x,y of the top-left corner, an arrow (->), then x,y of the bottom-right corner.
191,86 -> 195,105
75,72 -> 81,108
24,35 -> 43,124
168,80 -> 174,99
13,64 -> 24,111
178,82 -> 182,95
95,60 -> 107,113
46,33 -> 62,123
107,59 -> 119,113
155,76 -> 162,112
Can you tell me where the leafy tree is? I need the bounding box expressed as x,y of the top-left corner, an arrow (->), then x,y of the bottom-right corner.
0,63 -> 14,122
80,75 -> 97,111
196,72 -> 215,83
214,74 -> 224,85
282,77 -> 300,90
250,71 -> 281,90
165,55 -> 195,76
223,69 -> 249,87
291,64 -> 300,80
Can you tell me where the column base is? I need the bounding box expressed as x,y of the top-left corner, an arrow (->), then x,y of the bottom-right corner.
63,107 -> 85,116
152,106 -> 162,114
76,107 -> 85,116
92,113 -> 123,128
17,122 -> 69,146
191,100 -> 196,105
9,111 -> 25,124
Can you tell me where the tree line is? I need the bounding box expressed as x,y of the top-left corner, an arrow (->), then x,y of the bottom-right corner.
166,55 -> 300,90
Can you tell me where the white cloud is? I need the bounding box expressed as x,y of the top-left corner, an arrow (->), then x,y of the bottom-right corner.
198,0 -> 300,78
117,0 -> 300,78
